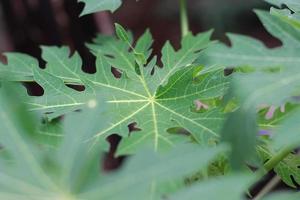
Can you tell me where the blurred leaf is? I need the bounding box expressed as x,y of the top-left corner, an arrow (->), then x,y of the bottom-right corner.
170,174 -> 254,200
270,8 -> 300,29
271,108 -> 300,151
37,119 -> 63,149
0,83 -> 62,149
79,0 -> 122,16
199,7 -> 300,70
260,107 -> 300,188
0,83 -> 57,193
228,70 -> 300,109
221,109 -> 258,170
199,2 -> 300,178
82,144 -> 228,200
0,85 -> 229,199
258,103 -> 297,130
263,192 -> 300,200
266,0 -> 300,12
79,0 -> 141,16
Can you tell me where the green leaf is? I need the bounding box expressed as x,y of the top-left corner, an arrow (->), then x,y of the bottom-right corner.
270,8 -> 300,29
79,0 -> 141,16
221,109 -> 258,170
2,31 -> 228,154
218,2 -> 300,187
228,70 -> 300,110
158,31 -> 214,87
0,87 -> 228,199
274,154 -> 300,188
263,192 -> 300,200
256,9 -> 300,47
0,83 -> 57,192
223,71 -> 300,170
134,52 -> 147,65
198,8 -> 300,70
82,144 -> 228,200
258,108 -> 300,188
170,174 -> 254,200
114,24 -> 147,65
258,103 -> 297,130
0,82 -> 62,149
266,0 -> 300,12
115,23 -> 130,43
259,147 -> 300,188
79,0 -> 122,16
0,53 -> 38,82
271,108 -> 300,151
37,119 -> 63,149
28,67 -> 96,120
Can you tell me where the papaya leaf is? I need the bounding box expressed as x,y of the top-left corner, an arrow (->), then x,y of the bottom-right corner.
79,0 -> 140,16
199,5 -> 300,70
0,83 -> 62,149
270,8 -> 300,29
115,23 -> 130,43
170,174 -> 254,200
258,107 -> 300,188
266,0 -> 300,12
258,103 -> 297,130
0,86 -> 228,199
82,144 -> 227,200
222,2 -> 300,187
221,109 -> 258,170
79,0 -> 122,16
263,192 -> 300,200
259,147 -> 300,188
271,108 -> 300,151
0,53 -> 38,82
0,30 -> 229,154
274,154 -> 300,189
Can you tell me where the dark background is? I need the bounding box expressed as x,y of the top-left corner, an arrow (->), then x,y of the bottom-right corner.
0,0 -> 280,69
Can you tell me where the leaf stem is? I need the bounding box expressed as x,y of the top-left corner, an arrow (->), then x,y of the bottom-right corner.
252,175 -> 281,200
251,147 -> 291,198
263,147 -> 291,172
179,0 -> 189,38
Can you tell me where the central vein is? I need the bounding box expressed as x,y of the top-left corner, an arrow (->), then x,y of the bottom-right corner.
150,100 -> 159,151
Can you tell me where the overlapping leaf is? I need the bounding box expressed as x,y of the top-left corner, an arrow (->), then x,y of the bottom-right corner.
79,0 -> 122,15
263,192 -> 300,200
170,174 -> 253,200
223,2 -> 300,187
0,86 -> 228,199
198,4 -> 300,70
201,1 -> 300,176
259,147 -> 300,188
266,0 -> 300,11
259,108 -> 300,188
0,53 -> 37,81
0,30 -> 228,154
271,108 -> 300,151
258,104 -> 297,130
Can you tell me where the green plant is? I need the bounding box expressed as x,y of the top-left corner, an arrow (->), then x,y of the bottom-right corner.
1,0 -> 300,199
